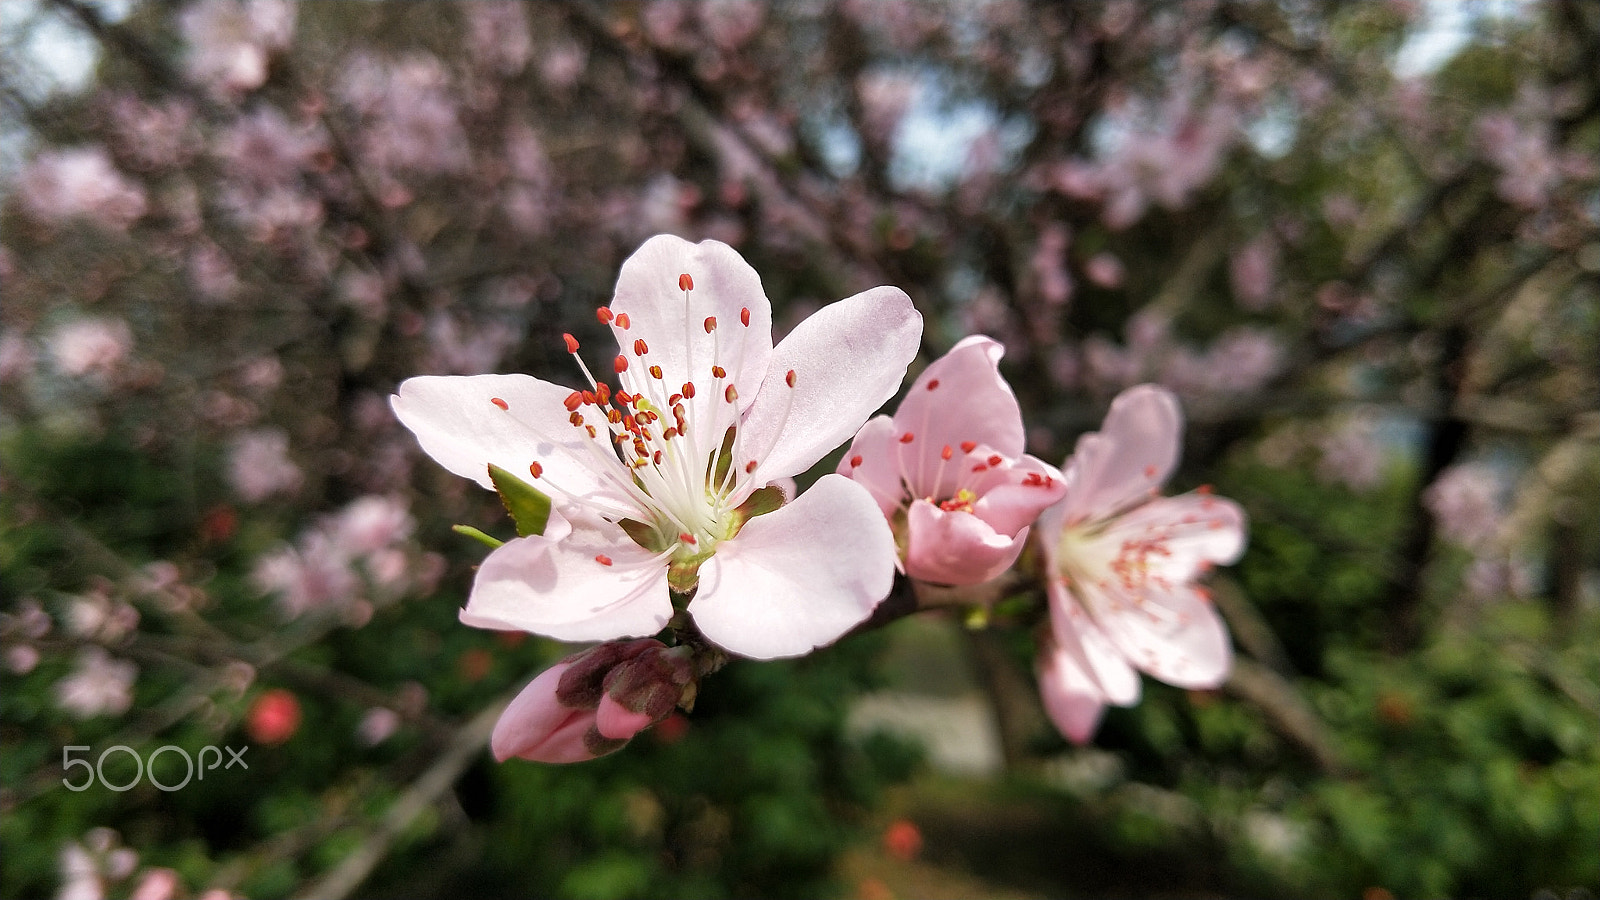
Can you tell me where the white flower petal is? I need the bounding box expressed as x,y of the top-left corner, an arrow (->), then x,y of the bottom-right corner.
462,526 -> 672,642
391,374 -> 636,516
892,335 -> 1025,498
835,415 -> 903,517
1047,579 -> 1142,705
1037,641 -> 1110,745
1060,384 -> 1182,522
741,286 -> 921,483
1081,579 -> 1232,689
690,474 -> 895,659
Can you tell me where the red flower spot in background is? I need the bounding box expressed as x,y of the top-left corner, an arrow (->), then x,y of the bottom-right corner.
200,505 -> 237,544
458,647 -> 493,683
882,818 -> 923,861
247,689 -> 301,745
652,713 -> 689,745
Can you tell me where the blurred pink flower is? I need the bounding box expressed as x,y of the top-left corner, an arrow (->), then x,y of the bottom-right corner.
463,2 -> 531,75
1229,233 -> 1278,310
839,336 -> 1066,586
1423,463 -> 1505,551
493,639 -> 692,763
49,318 -> 133,380
1031,223 -> 1073,306
1084,252 -> 1126,289
0,330 -> 32,383
106,94 -> 199,172
17,148 -> 146,232
227,428 -> 303,502
179,0 -> 295,95
357,707 -> 402,746
1317,417 -> 1385,491
1035,385 -> 1245,743
55,648 -> 137,719
393,235 -> 920,659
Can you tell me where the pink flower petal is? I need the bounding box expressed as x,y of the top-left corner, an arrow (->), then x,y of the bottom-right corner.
904,499 -> 1027,586
608,235 -> 775,448
1037,640 -> 1109,745
390,373 -> 636,517
1060,384 -> 1182,522
741,286 -> 921,484
1046,580 -> 1142,705
1081,580 -> 1233,689
836,415 -> 903,518
1099,493 -> 1248,582
892,336 -> 1025,499
461,526 -> 672,642
690,474 -> 895,659
595,693 -> 657,740
968,454 -> 1069,536
492,663 -> 600,762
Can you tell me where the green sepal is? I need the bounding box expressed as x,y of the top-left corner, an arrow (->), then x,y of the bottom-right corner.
620,518 -> 669,552
452,524 -> 505,549
488,463 -> 553,537
734,485 -> 784,521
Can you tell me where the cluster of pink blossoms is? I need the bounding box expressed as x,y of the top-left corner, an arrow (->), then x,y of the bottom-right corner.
394,235 -> 1246,761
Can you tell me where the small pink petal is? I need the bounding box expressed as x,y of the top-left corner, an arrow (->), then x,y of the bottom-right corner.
1100,492 -> 1248,581
462,525 -> 672,643
892,336 -> 1026,499
968,454 -> 1069,536
1037,641 -> 1109,745
691,474 -> 895,659
595,694 -> 657,740
904,499 -> 1027,586
836,415 -> 904,518
1084,581 -> 1233,689
741,285 -> 922,484
1060,384 -> 1182,522
1046,580 -> 1142,705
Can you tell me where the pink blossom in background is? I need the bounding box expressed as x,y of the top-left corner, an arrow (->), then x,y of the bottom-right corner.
700,0 -> 766,49
840,336 -> 1067,586
424,313 -> 517,376
1316,416 -> 1386,491
106,94 -> 199,172
1031,223 -> 1073,306
1229,233 -> 1279,311
1035,385 -> 1246,743
252,534 -> 358,619
187,241 -> 241,303
65,589 -> 140,643
213,106 -> 323,189
338,53 -> 471,185
393,235 -> 920,659
0,330 -> 35,383
1476,112 -> 1561,209
1423,463 -> 1506,552
49,318 -> 133,380
227,428 -> 303,502
55,648 -> 138,719
1084,252 -> 1126,289
462,2 -> 532,76
179,0 -> 295,96
338,268 -> 387,319
130,868 -> 181,900
330,495 -> 414,557
856,70 -> 919,148
16,148 -> 147,232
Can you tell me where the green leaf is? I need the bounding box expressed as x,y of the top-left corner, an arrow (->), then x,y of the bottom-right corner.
488,463 -> 552,537
451,524 -> 505,549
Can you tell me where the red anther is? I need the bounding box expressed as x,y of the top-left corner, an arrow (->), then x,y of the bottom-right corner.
669,393 -> 682,405
987,454 -> 1003,467
927,379 -> 941,390
1197,484 -> 1213,495
490,397 -> 509,410
569,411 -> 584,426
972,463 -> 988,472
614,355 -> 629,373
960,441 -> 977,453
633,438 -> 648,457
623,414 -> 638,432
724,385 -> 739,403
653,450 -> 663,465
649,365 -> 664,379
596,306 -> 614,324
941,444 -> 953,461
564,391 -> 583,411
663,427 -> 678,440
745,460 -> 758,473
585,425 -> 597,437
850,455 -> 864,468
679,273 -> 694,291
596,383 -> 611,404
614,390 -> 632,405
711,365 -> 726,379
785,369 -> 796,388
1144,465 -> 1157,478
899,432 -> 915,444
681,382 -> 697,399
679,532 -> 697,544
615,313 -> 631,330
740,307 -> 750,326
563,333 -> 579,353
606,409 -> 623,424
529,462 -> 544,478
582,390 -> 597,405
633,339 -> 649,356
704,316 -> 717,333
594,554 -> 613,567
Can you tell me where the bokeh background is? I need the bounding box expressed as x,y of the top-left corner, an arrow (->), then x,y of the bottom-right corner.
2,1 -> 1597,898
